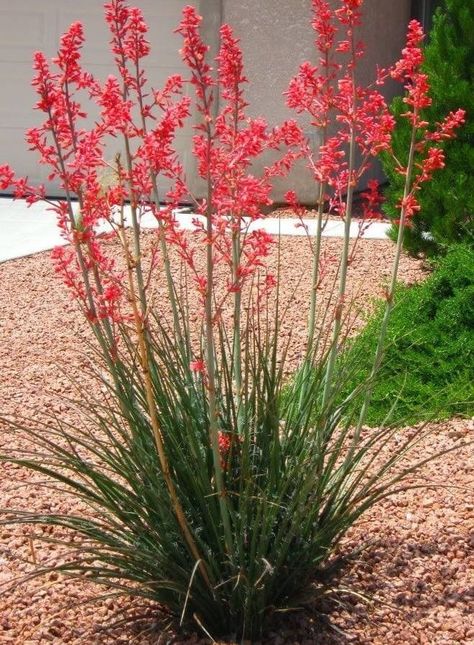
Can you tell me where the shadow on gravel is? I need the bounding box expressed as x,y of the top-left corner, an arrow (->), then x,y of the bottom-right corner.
79,533 -> 473,644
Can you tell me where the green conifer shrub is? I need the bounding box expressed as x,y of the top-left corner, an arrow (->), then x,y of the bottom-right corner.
341,244 -> 474,425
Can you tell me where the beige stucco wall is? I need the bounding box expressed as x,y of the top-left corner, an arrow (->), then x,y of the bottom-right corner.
204,0 -> 413,203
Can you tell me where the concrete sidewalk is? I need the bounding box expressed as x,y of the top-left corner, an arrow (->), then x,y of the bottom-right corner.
0,197 -> 391,263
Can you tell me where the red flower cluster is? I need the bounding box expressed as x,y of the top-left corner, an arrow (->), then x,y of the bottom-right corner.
312,0 -> 337,54
388,19 -> 465,223
217,431 -> 232,471
0,165 -> 15,191
1,20 -> 129,328
428,109 -> 466,142
122,6 -> 150,62
53,21 -> 88,84
175,6 -> 214,101
286,0 -> 395,223
190,359 -> 205,374
360,179 -> 383,221
105,0 -> 150,91
0,0 -> 465,345
1,0 -> 308,354
171,6 -> 303,304
0,1 -> 193,331
391,20 -> 424,84
286,0 -> 339,130
286,3 -> 465,231
335,0 -> 363,27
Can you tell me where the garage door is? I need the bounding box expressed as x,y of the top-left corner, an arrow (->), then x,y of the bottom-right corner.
0,0 -> 194,197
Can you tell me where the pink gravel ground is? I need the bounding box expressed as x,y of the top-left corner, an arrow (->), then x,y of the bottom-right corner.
0,235 -> 472,644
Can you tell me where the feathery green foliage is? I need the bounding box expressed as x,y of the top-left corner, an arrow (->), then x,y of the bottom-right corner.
341,244 -> 474,425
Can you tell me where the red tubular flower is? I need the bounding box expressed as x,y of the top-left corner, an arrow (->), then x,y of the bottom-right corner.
51,246 -> 86,302
335,0 -> 363,27
0,164 -> 15,190
174,5 -> 302,307
32,52 -> 58,113
217,432 -> 232,471
138,95 -> 191,175
418,146 -> 445,182
105,1 -> 150,95
360,179 -> 383,220
355,89 -> 395,156
105,0 -> 132,83
0,165 -> 45,203
402,72 -> 432,122
315,136 -> 346,185
286,62 -> 334,127
105,0 -> 130,50
285,0 -> 339,129
387,20 -> 464,225
398,193 -> 421,222
190,359 -> 205,374
97,281 -> 125,322
243,229 -> 275,266
390,20 -> 429,128
286,1 -> 383,205
9,1 -> 304,334
284,190 -> 307,218
218,433 -> 231,450
154,74 -> 186,109
391,20 -> 424,82
258,273 -> 277,301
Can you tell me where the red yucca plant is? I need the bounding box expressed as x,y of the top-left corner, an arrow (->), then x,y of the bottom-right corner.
0,0 -> 466,640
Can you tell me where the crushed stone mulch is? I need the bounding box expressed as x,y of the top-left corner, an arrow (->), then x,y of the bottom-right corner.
0,234 -> 472,644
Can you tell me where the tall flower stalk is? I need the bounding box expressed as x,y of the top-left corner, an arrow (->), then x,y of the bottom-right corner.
356,20 -> 465,431
285,0 -> 336,405
287,0 -> 396,407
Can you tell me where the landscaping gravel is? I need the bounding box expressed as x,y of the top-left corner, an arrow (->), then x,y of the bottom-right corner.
0,234 -> 472,644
